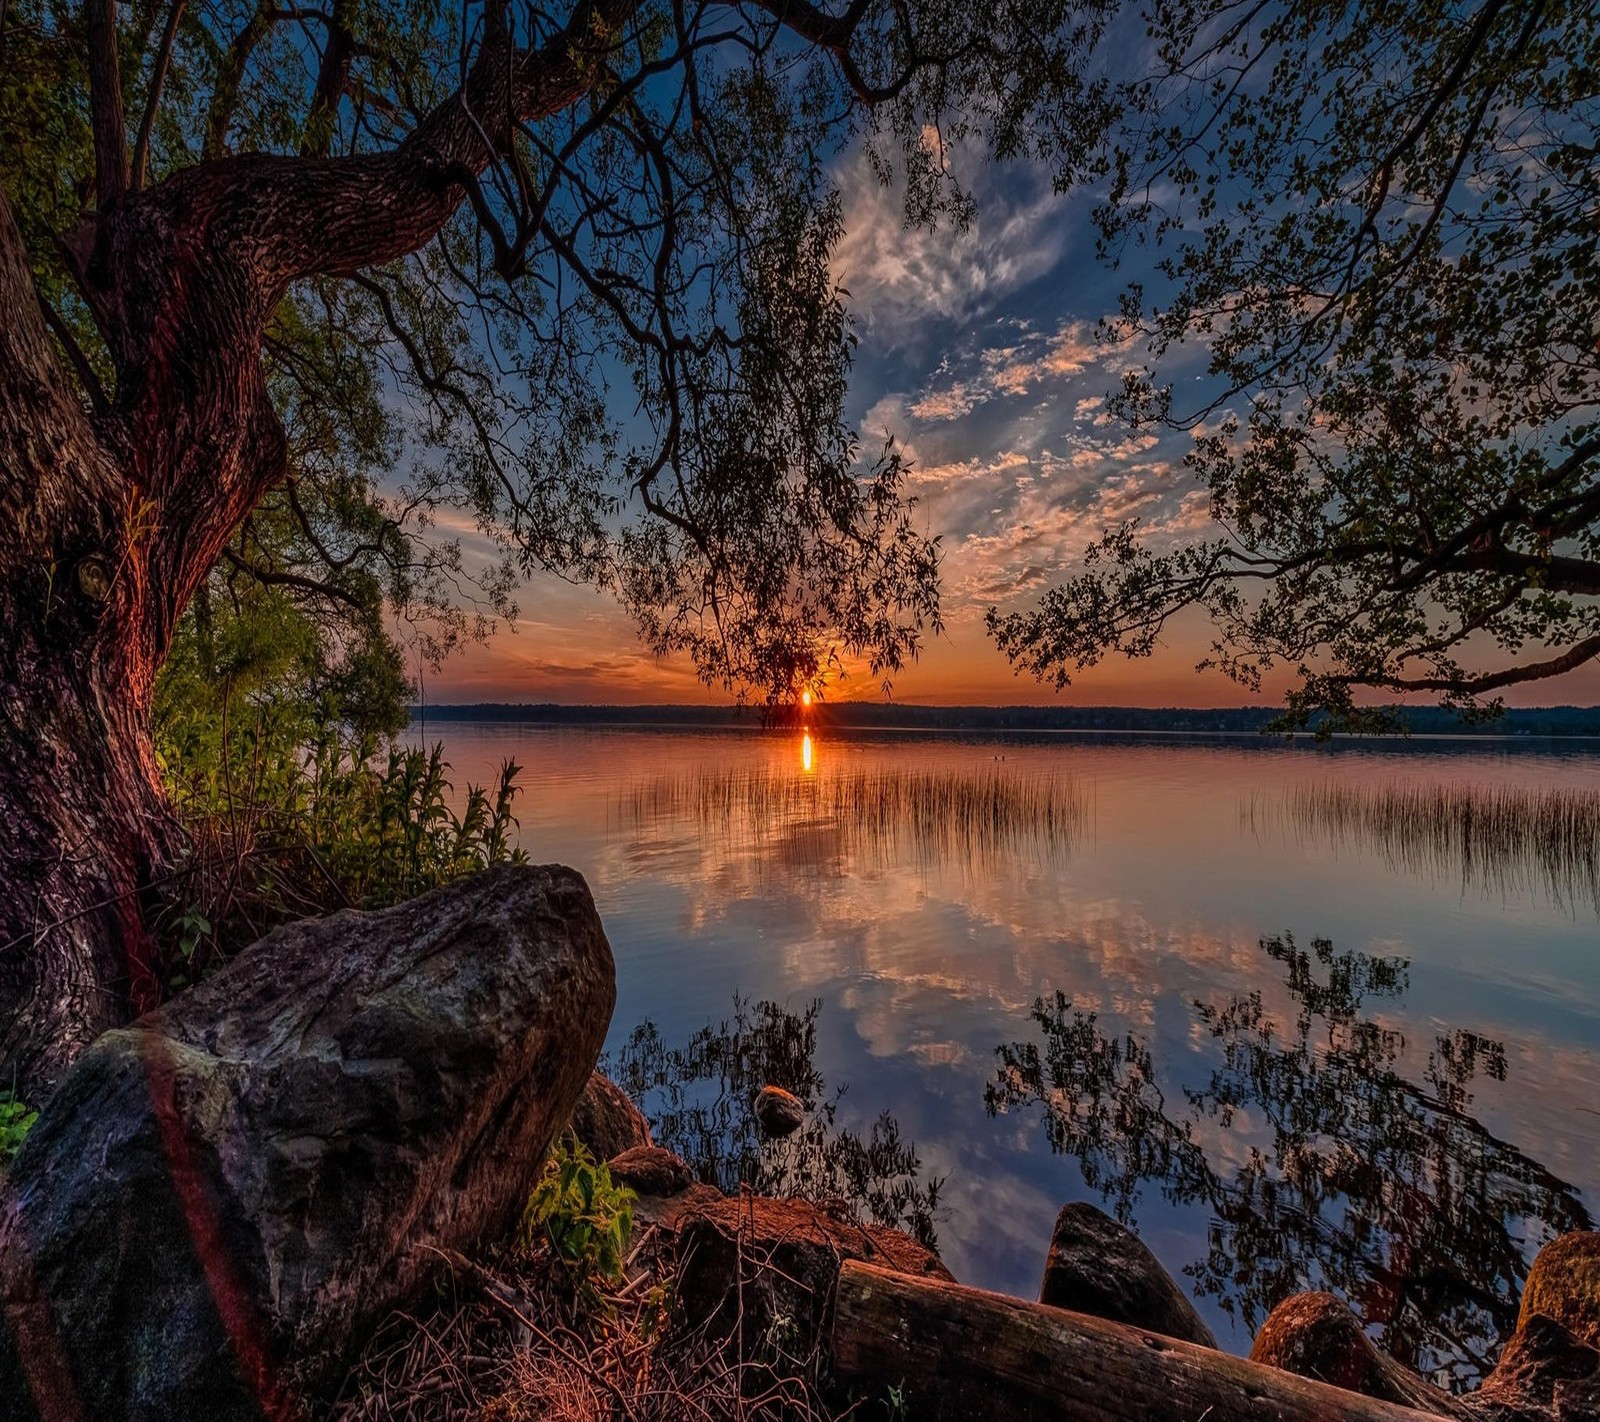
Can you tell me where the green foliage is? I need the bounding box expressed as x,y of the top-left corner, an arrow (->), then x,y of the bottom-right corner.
520,1141 -> 636,1306
0,1091 -> 38,1167
992,0 -> 1600,728
152,596 -> 525,988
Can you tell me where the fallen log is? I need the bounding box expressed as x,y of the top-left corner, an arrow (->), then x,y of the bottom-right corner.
831,1260 -> 1449,1422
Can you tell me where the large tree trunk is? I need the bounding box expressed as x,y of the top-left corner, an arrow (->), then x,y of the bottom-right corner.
0,3 -> 638,1099
0,187 -> 182,1100
0,620 -> 179,1098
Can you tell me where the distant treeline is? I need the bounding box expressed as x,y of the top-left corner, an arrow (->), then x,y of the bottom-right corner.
410,702 -> 1600,737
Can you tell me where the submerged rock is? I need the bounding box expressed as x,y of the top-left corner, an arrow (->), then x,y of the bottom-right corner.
1467,1313 -> 1600,1421
607,1145 -> 695,1197
1520,1234 -> 1600,1353
0,864 -> 615,1422
753,1084 -> 805,1137
1251,1291 -> 1465,1417
1038,1202 -> 1218,1349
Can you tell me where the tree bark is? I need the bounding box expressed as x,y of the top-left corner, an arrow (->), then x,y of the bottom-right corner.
0,181 -> 181,1098
0,639 -> 178,1097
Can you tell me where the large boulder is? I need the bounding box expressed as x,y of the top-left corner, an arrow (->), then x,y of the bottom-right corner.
0,864 -> 615,1422
1039,1202 -> 1218,1349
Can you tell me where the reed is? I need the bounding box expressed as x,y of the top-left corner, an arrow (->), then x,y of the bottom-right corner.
615,762 -> 1088,873
1256,779 -> 1600,911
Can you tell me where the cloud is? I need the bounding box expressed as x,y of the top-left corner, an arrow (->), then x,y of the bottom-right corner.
910,384 -> 981,422
833,149 -> 1073,343
905,319 -> 1136,430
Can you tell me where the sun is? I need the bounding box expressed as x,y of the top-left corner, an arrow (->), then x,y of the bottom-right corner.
800,689 -> 812,708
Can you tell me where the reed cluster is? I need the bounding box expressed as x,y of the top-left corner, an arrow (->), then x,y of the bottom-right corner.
616,763 -> 1087,872
1256,779 -> 1600,911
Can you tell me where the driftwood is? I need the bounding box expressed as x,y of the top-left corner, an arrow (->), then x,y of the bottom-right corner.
831,1260 -> 1447,1422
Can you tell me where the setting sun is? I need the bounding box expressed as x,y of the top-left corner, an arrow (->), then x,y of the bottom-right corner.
800,689 -> 813,708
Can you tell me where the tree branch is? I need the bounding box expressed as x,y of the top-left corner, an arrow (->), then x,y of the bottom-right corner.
301,0 -> 356,157
0,190 -> 123,583
220,545 -> 368,612
85,0 -> 128,206
1360,633 -> 1600,696
131,0 -> 188,192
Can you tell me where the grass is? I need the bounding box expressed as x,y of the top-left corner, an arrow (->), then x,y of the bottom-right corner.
1251,779 -> 1600,911
155,718 -> 526,994
616,763 -> 1087,874
331,1216 -> 855,1422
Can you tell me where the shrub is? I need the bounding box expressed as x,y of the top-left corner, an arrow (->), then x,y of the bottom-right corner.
153,694 -> 526,995
520,1141 -> 636,1307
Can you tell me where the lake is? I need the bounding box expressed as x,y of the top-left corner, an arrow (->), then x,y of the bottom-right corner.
418,720 -> 1600,1389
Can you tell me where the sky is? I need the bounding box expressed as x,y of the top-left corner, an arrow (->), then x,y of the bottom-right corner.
418,137 -> 1600,710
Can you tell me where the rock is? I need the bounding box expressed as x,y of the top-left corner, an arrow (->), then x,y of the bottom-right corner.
1250,1291 -> 1466,1417
753,1085 -> 805,1137
1520,1235 -> 1600,1353
607,1145 -> 695,1197
567,1071 -> 651,1159
0,864 -> 615,1422
1465,1313 -> 1600,1422
1038,1203 -> 1218,1349
676,1195 -> 953,1365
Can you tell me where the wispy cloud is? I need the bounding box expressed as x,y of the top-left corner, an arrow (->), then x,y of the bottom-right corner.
833,150 -> 1074,343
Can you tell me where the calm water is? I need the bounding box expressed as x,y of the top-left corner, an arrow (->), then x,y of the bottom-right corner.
422,721 -> 1600,1387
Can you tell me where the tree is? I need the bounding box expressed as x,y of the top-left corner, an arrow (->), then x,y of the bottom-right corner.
989,0 -> 1600,732
0,0 -> 1120,1092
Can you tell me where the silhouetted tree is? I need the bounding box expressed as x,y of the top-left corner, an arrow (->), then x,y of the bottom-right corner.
990,1 -> 1600,733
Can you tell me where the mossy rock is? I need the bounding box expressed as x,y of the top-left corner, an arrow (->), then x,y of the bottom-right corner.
1520,1233 -> 1600,1350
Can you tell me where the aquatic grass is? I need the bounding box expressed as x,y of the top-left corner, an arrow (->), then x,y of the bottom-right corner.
1251,780 -> 1600,912
615,762 -> 1088,874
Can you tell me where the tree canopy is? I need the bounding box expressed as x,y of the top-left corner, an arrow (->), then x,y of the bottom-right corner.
0,0 -> 1130,708
988,0 -> 1600,729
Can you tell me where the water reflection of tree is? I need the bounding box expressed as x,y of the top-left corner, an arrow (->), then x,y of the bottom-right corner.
985,934 -> 1592,1389
608,997 -> 943,1247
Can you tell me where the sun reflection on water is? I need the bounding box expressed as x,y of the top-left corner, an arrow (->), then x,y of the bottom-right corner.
801,731 -> 814,774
